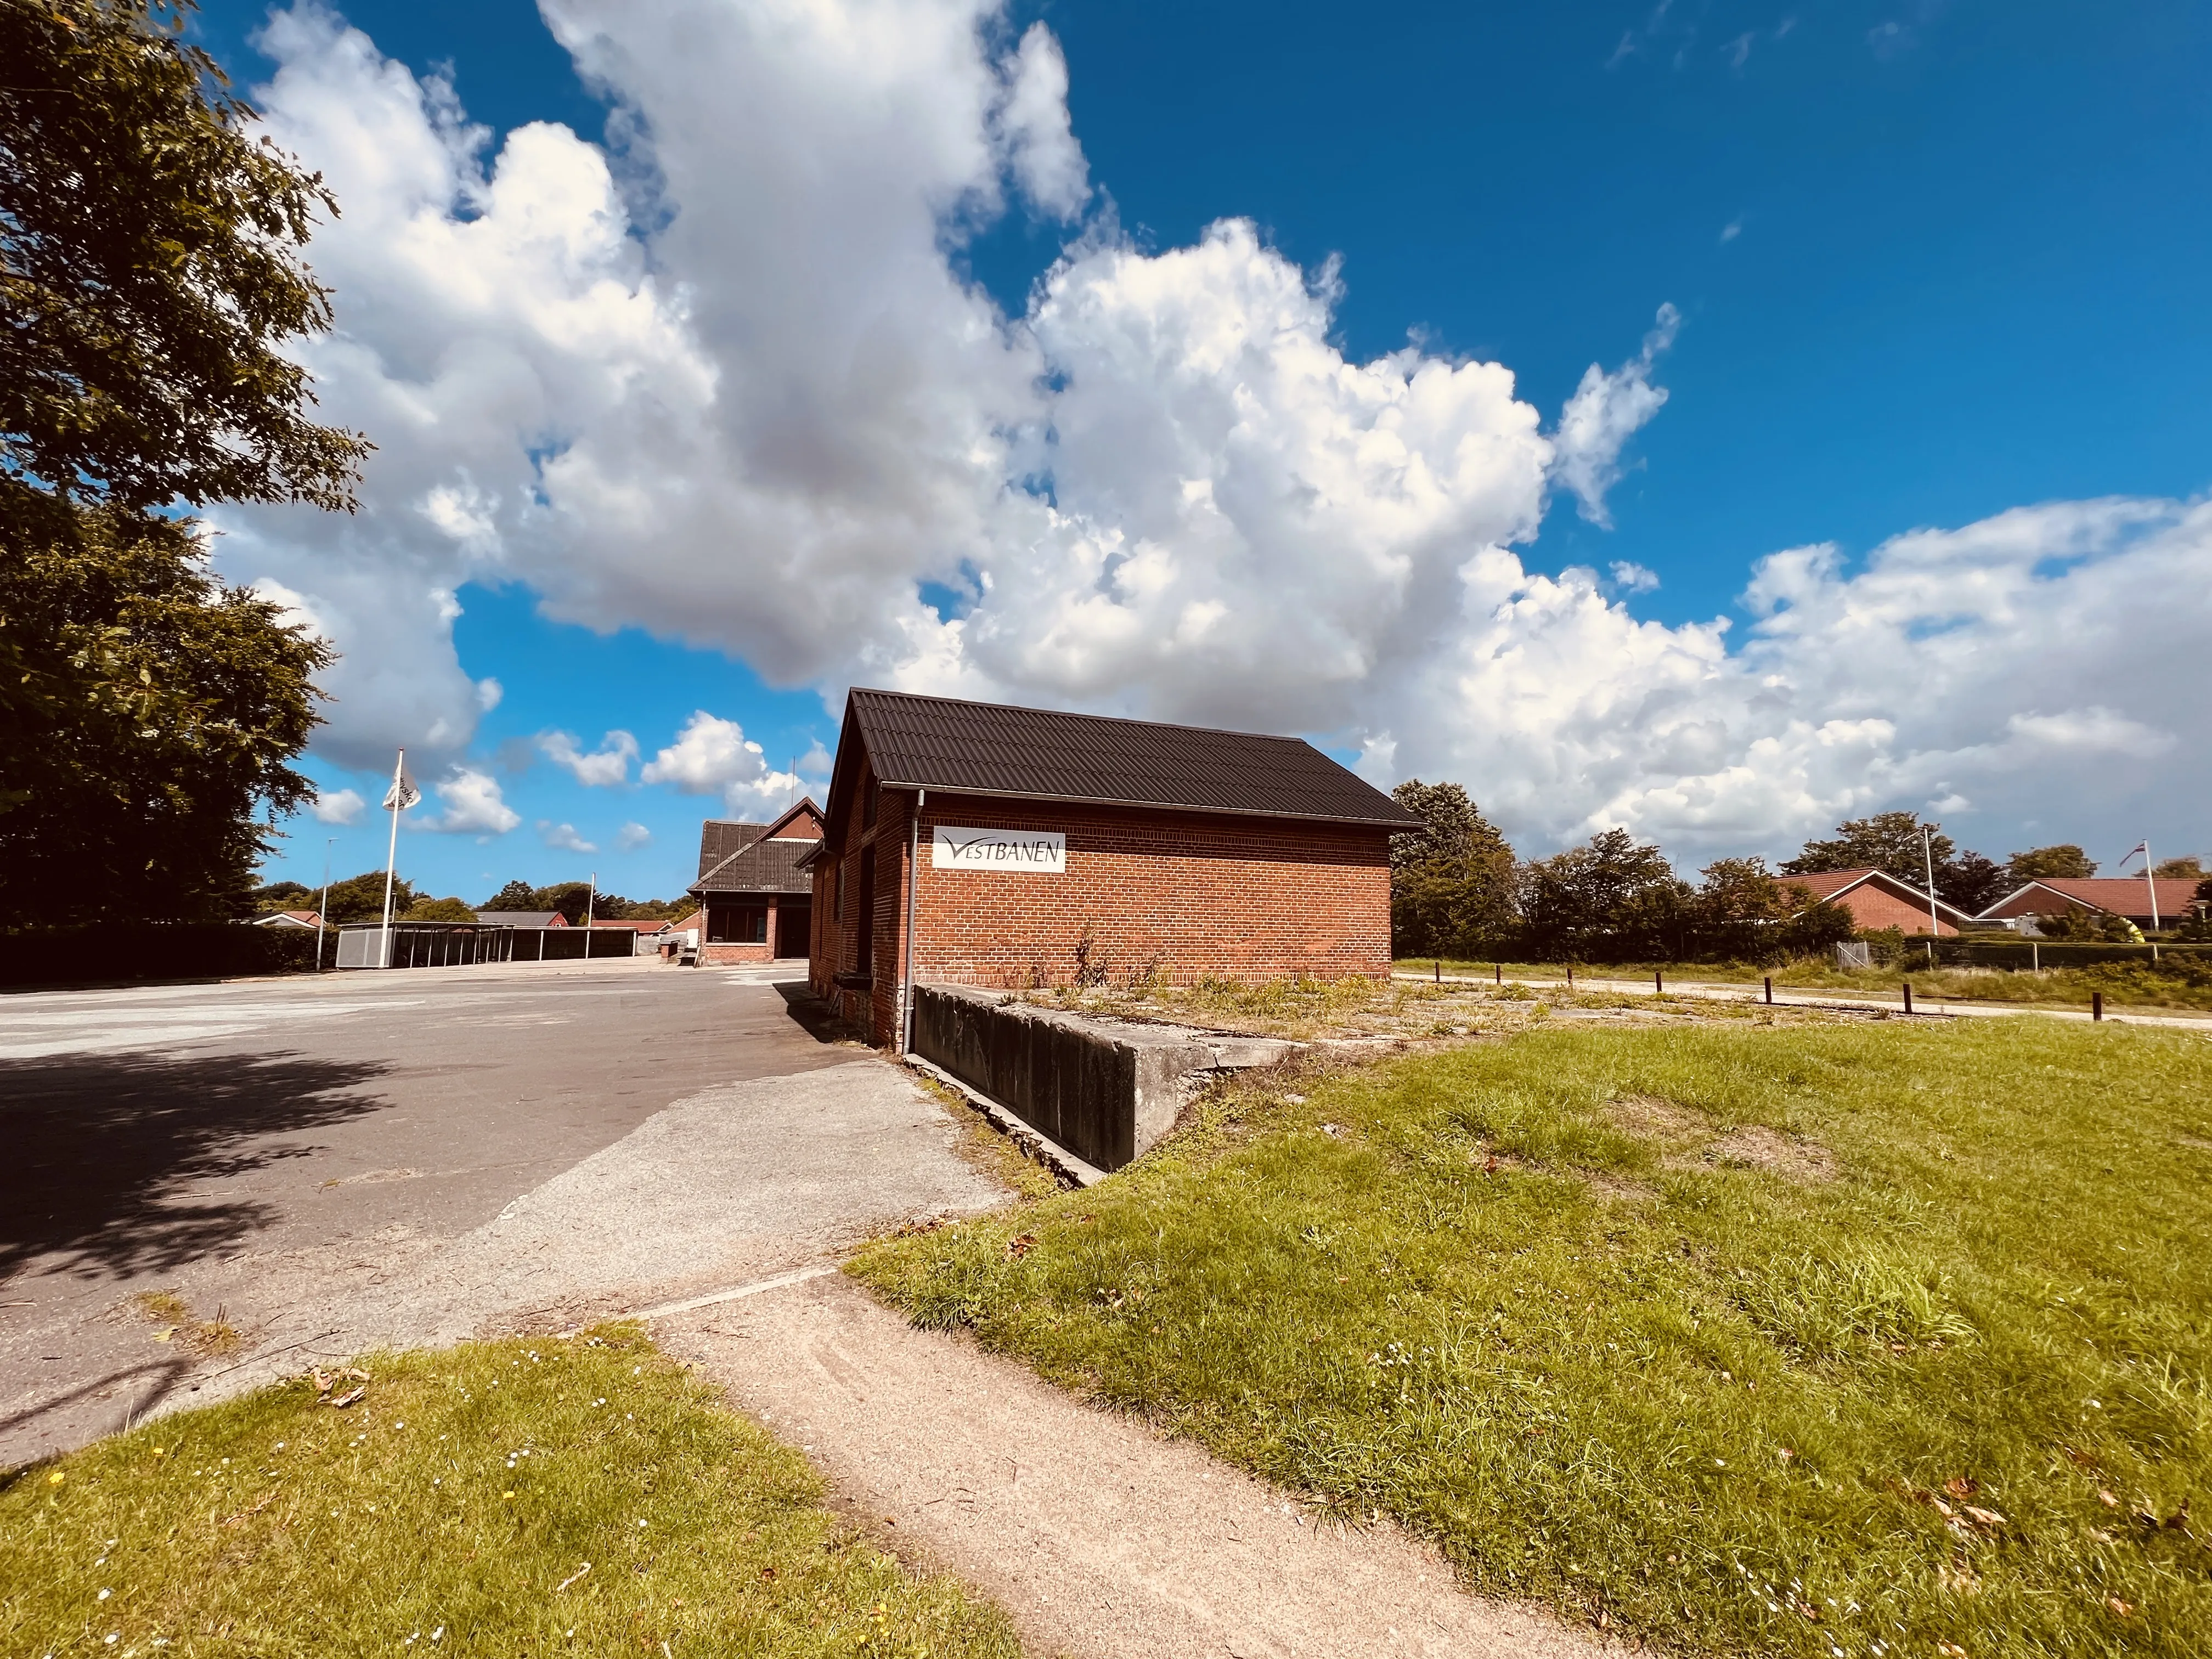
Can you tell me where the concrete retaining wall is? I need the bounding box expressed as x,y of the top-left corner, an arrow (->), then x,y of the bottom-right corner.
911,983 -> 1291,1171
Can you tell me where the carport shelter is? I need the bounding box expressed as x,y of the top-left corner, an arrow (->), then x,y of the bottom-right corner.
689,798 -> 823,964
800,687 -> 1418,1047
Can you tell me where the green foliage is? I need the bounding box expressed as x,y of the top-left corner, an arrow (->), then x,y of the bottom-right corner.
1936,848 -> 2009,914
1389,779 -> 1519,958
0,0 -> 369,547
0,511 -> 329,926
1,1325 -> 1019,1656
857,1022 -> 2212,1657
476,878 -> 689,921
2152,857 -> 2203,881
2010,844 -> 2098,881
320,868 -> 418,924
1520,827 -> 1689,961
1782,810 -> 1953,883
251,879 -> 313,914
403,895 -> 478,922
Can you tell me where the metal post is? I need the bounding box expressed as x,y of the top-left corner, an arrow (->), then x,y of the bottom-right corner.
315,837 -> 335,973
901,788 -> 925,1054
1903,982 -> 1913,1016
1655,970 -> 1663,996
1494,962 -> 1501,985
2092,991 -> 2104,1022
1434,959 -> 1440,983
584,872 -> 596,957
378,748 -> 405,969
1764,975 -> 1773,1004
1921,823 -> 1942,949
1566,964 -> 1574,988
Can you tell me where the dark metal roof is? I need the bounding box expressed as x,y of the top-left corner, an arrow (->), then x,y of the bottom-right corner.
842,689 -> 1417,828
691,837 -> 816,896
697,820 -> 768,879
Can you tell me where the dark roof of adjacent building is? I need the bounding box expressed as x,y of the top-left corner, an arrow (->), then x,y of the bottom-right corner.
698,820 -> 769,878
836,689 -> 1418,828
691,799 -> 825,895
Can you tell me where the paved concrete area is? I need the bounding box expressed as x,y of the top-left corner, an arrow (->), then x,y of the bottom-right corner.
0,958 -> 998,1466
664,1274 -> 1610,1659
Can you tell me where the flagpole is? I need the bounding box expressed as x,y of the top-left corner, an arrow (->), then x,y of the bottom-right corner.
380,748 -> 405,969
2145,843 -> 2160,932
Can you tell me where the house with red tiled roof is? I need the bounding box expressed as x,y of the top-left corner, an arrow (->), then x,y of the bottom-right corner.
1780,868 -> 1976,937
252,909 -> 322,930
1978,877 -> 2200,932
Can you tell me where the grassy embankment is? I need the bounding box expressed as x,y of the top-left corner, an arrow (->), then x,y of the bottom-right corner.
855,1020 -> 2212,1656
1401,954 -> 2212,1015
2,1325 -> 1018,1658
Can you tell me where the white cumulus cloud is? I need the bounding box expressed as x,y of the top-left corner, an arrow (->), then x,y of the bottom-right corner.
538,728 -> 639,786
616,821 -> 652,850
420,768 -> 521,836
1551,303 -> 1680,528
539,820 -> 597,854
212,2 -> 2212,864
311,787 -> 366,825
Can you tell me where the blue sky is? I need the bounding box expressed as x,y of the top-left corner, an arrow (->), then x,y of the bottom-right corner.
204,1 -> 2212,901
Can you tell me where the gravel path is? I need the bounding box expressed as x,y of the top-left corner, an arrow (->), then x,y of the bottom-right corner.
659,1273 -> 1609,1659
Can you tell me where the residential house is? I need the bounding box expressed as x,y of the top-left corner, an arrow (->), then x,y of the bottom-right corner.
689,799 -> 825,964
1781,868 -> 1976,936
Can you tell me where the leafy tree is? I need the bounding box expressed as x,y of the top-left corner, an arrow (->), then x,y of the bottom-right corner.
481,879 -> 542,912
0,511 -> 330,925
1,0 -> 368,550
2008,844 -> 2097,881
1388,780 -> 1518,958
3,0 -> 369,924
1520,828 -> 1688,962
251,879 -> 313,913
2153,856 -> 2204,881
403,895 -> 477,922
1782,812 -> 1954,884
1684,857 -> 1857,962
320,869 -> 417,924
1936,850 -> 2010,916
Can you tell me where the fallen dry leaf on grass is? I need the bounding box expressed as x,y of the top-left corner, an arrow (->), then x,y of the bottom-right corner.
2106,1597 -> 2135,1617
1006,1234 -> 1036,1259
1943,1476 -> 1980,1499
324,1387 -> 365,1409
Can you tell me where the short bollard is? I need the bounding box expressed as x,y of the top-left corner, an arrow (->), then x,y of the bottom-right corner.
1495,962 -> 1502,985
1903,982 -> 1914,1016
1764,975 -> 1773,1005
2093,991 -> 2104,1023
1566,964 -> 1575,988
1655,970 -> 1664,996
1435,958 -> 1441,983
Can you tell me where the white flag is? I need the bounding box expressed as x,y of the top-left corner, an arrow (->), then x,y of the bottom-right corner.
383,755 -> 421,812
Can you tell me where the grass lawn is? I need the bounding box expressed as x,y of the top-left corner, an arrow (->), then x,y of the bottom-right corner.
1400,955 -> 2212,1016
2,1325 -> 1019,1658
854,1020 -> 2212,1657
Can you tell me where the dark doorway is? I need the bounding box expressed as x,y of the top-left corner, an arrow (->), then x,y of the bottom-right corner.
775,902 -> 811,958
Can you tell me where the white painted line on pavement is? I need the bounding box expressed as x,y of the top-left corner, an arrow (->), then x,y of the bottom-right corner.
631,1264 -> 840,1320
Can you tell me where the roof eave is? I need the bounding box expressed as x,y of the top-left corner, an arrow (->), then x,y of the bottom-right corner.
863,775 -> 1416,829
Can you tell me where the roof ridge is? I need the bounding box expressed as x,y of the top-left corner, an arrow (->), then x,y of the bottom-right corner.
849,685 -> 1313,747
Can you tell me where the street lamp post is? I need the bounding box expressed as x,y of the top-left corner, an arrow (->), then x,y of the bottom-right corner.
315,837 -> 336,972
1921,823 -> 1942,964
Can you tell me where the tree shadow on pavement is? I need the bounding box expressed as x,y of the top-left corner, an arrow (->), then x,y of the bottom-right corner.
0,1051 -> 388,1280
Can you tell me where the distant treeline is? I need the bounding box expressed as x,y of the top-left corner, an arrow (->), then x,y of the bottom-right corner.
249,874 -> 693,927
1390,783 -> 2212,964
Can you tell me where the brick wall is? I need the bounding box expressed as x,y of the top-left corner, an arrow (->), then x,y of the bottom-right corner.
1835,883 -> 1957,936
810,786 -> 1392,1046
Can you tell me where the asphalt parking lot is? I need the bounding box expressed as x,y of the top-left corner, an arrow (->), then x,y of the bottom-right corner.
0,957 -> 1001,1466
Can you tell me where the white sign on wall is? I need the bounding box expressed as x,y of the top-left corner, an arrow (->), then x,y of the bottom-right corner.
932,825 -> 1067,873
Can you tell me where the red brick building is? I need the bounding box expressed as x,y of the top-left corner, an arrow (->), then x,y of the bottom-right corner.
1977,876 -> 2201,931
1782,867 -> 1974,936
689,798 -> 823,965
802,689 -> 1417,1048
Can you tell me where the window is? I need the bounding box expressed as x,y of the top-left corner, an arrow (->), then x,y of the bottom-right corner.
706,904 -> 768,944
